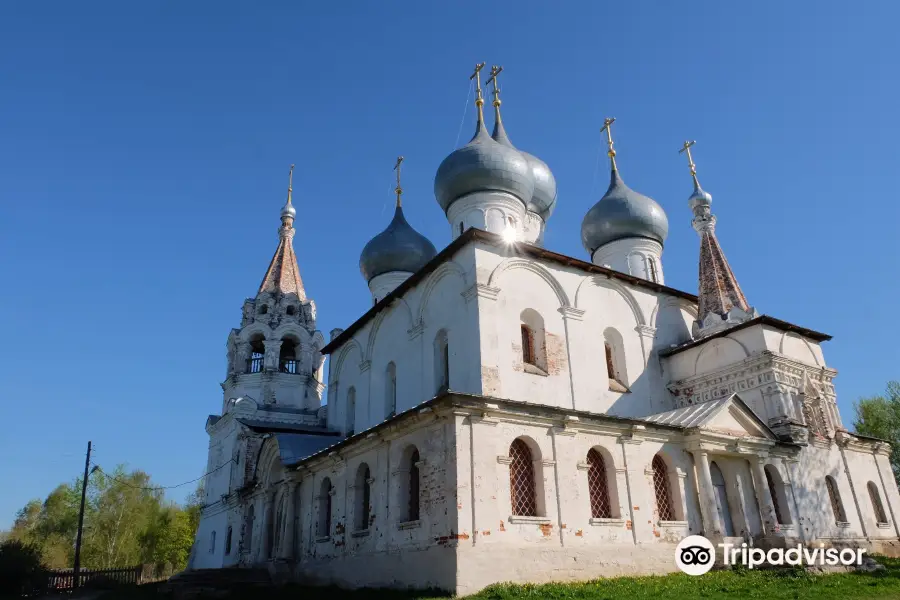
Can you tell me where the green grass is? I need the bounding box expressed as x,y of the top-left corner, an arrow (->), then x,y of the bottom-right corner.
94,556 -> 900,600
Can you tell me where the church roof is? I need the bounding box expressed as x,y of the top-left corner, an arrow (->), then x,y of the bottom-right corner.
658,314 -> 831,358
236,417 -> 339,436
274,433 -> 341,467
322,228 -> 698,354
640,394 -> 778,441
258,233 -> 306,299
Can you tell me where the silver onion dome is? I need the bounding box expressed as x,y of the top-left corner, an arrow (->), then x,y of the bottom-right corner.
359,205 -> 437,282
491,109 -> 557,219
434,119 -> 535,213
281,200 -> 296,219
581,168 -> 669,255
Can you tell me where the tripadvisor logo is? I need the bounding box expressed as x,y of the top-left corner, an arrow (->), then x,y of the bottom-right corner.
675,535 -> 867,576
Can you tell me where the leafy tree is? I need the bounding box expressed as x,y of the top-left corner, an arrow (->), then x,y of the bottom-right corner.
853,381 -> 900,483
6,465 -> 201,573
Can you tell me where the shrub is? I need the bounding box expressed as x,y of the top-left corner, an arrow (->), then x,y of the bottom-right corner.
0,539 -> 46,596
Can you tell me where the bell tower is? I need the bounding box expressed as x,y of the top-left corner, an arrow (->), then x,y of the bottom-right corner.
222,166 -> 326,413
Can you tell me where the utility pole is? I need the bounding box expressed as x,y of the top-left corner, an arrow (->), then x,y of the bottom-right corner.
73,441 -> 91,590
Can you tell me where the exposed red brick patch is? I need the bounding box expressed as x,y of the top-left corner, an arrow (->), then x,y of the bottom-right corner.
539,523 -> 553,537
499,520 -> 506,532
482,530 -> 491,536
575,529 -> 584,537
633,506 -> 640,510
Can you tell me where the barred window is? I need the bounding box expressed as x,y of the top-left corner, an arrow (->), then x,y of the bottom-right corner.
868,481 -> 888,525
825,476 -> 847,523
587,449 -> 612,519
318,478 -> 333,536
604,343 -> 616,380
224,526 -> 232,555
652,455 -> 675,522
356,463 -> 371,530
509,439 -> 537,516
408,449 -> 420,521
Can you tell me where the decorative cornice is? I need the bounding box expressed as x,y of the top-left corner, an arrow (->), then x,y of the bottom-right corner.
634,325 -> 657,337
557,306 -> 586,321
407,318 -> 425,340
359,360 -> 371,373
462,283 -> 501,303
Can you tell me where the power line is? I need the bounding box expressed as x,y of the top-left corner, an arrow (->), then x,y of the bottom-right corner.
90,459 -> 235,492
453,79 -> 474,150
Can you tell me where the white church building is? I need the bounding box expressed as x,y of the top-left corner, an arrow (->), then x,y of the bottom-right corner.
189,66 -> 900,594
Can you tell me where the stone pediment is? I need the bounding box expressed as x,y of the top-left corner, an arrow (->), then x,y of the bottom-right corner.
641,394 -> 777,441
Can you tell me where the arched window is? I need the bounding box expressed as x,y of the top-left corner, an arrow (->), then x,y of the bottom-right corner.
652,455 -> 675,522
318,478 -> 333,537
270,493 -> 286,558
586,449 -> 612,519
868,481 -> 889,525
434,330 -> 450,394
459,221 -> 464,236
243,505 -> 255,553
509,438 -> 537,517
385,362 -> 397,418
279,337 -> 299,374
764,465 -> 791,525
603,328 -> 628,392
825,475 -> 848,523
521,325 -> 535,365
346,387 -> 356,435
520,309 -> 547,372
248,334 -> 265,373
225,526 -> 232,555
258,304 -> 269,315
398,446 -> 421,523
648,257 -> 659,283
286,305 -> 296,316
355,463 -> 372,531
209,530 -> 216,554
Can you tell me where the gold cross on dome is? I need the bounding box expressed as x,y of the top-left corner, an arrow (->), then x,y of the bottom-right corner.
486,65 -> 503,104
600,117 -> 617,167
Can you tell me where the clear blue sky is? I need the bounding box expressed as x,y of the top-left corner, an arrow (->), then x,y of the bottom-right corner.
1,1 -> 898,527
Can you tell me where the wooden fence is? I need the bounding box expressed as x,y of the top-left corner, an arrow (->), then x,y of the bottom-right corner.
30,565 -> 145,595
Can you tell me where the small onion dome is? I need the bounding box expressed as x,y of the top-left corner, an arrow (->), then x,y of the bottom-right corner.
434,120 -> 534,213
581,168 -> 669,255
688,178 -> 713,212
281,199 -> 296,219
492,117 -> 557,219
359,205 -> 437,282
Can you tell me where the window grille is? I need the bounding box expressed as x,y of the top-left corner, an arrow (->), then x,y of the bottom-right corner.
509,439 -> 537,516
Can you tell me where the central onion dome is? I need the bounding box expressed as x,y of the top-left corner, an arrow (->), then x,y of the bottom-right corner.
359,203 -> 437,282
492,113 -> 557,220
581,167 -> 669,256
434,118 -> 534,213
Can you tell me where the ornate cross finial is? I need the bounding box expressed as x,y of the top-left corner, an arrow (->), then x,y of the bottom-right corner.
469,62 -> 486,103
600,117 -> 618,170
678,140 -> 700,185
486,65 -> 503,107
394,156 -> 404,207
287,163 -> 295,197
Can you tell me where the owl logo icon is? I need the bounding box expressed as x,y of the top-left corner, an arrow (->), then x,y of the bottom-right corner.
675,535 -> 716,575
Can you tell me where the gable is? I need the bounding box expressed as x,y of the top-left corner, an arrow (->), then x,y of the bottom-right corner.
703,401 -> 776,440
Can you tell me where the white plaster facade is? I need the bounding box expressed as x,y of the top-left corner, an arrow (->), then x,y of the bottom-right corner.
190,223 -> 900,594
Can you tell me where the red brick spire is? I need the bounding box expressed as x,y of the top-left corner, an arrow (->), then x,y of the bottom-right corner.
257,165 -> 306,300
680,142 -> 756,337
